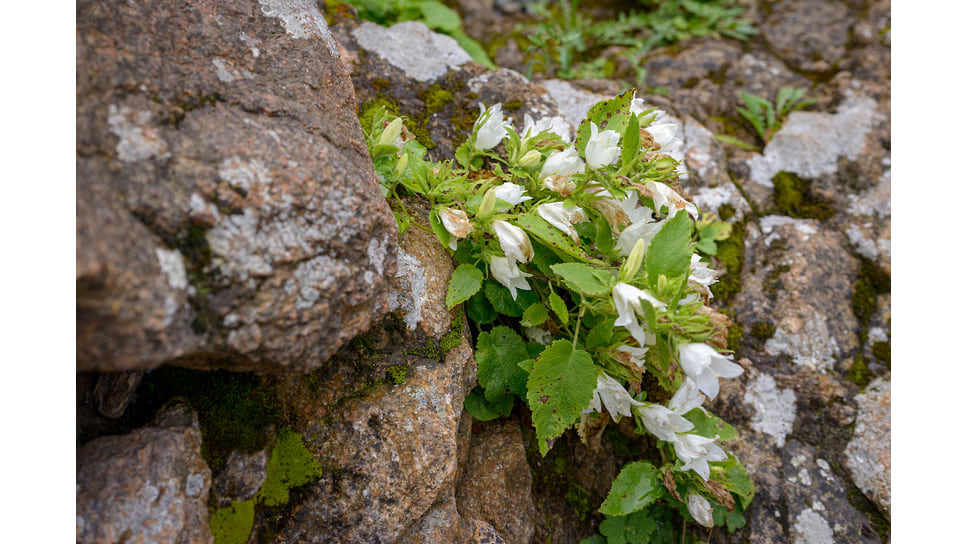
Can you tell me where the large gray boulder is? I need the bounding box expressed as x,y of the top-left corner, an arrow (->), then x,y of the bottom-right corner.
76,0 -> 398,374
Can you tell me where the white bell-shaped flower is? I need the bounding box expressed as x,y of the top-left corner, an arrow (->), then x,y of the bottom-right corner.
492,182 -> 533,210
677,343 -> 743,400
585,123 -> 621,170
521,114 -> 572,142
614,344 -> 649,368
473,103 -> 512,150
616,216 -> 665,257
492,220 -> 533,265
689,254 -> 718,297
539,146 -> 585,180
612,282 -> 666,347
634,403 -> 694,443
646,181 -> 698,219
671,433 -> 727,481
668,377 -> 705,415
489,255 -> 532,300
438,208 -> 473,250
584,373 -> 644,423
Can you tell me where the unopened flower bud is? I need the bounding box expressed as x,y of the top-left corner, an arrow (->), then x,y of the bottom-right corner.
378,117 -> 404,147
394,152 -> 408,177
687,493 -> 714,528
619,238 -> 645,281
478,188 -> 496,217
518,149 -> 542,169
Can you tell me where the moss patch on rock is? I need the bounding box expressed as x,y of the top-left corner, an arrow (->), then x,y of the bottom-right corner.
257,428 -> 324,507
210,498 -> 255,544
772,171 -> 834,220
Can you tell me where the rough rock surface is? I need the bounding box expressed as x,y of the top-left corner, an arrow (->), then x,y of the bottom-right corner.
76,2 -> 892,543
76,0 -> 397,374
76,400 -> 212,544
456,419 -> 537,544
845,378 -> 891,519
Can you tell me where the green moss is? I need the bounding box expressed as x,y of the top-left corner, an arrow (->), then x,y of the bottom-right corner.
852,259 -> 890,326
420,84 -> 454,114
139,367 -> 280,471
566,481 -> 592,522
772,171 -> 834,220
717,203 -> 736,222
762,264 -> 790,301
504,98 -> 524,112
847,354 -> 874,387
871,341 -> 890,366
358,94 -> 402,135
750,321 -> 775,343
385,364 -> 407,385
709,218 -> 744,302
257,429 -> 324,507
210,499 -> 255,544
439,316 -> 464,353
726,316 -> 744,353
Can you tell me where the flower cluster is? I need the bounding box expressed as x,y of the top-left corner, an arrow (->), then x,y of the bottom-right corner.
362,89 -> 751,533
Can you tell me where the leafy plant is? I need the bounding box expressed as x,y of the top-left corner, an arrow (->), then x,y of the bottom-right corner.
521,0 -> 756,83
361,90 -> 753,540
339,0 -> 497,69
734,87 -> 816,146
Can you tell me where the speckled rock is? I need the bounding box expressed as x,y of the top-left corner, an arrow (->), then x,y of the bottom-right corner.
246,213 -> 477,543
76,400 -> 213,544
76,0 -> 397,374
331,16 -> 567,162
456,419 -> 537,544
844,378 -> 891,519
211,449 -> 269,508
761,0 -> 852,74
733,216 -> 860,374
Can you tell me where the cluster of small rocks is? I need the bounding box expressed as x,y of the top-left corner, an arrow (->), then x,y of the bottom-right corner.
76,0 -> 889,543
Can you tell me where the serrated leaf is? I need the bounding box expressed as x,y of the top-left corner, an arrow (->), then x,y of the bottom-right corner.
549,290 -> 569,326
476,326 -> 531,401
644,210 -> 693,288
718,454 -> 755,510
526,341 -> 597,456
599,461 -> 664,516
446,264 -> 483,308
522,303 -> 549,327
465,287 -> 497,325
551,262 -> 612,296
585,320 -> 614,350
575,90 -> 636,158
682,408 -> 738,441
484,279 -> 539,317
464,386 -> 513,421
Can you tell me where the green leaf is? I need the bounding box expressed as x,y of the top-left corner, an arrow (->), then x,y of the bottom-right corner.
429,208 -> 451,249
476,326 -> 531,401
599,510 -> 657,544
526,340 -> 597,456
484,279 -> 539,317
644,210 -> 693,288
522,303 -> 549,327
575,90 -> 635,158
621,111 -> 641,166
465,287 -> 497,325
451,30 -> 498,69
549,290 -> 569,326
718,454 -> 755,510
599,460 -> 664,516
550,262 -> 612,296
517,214 -> 605,265
463,386 -> 513,421
585,320 -> 614,350
417,1 -> 460,32
682,408 -> 738,441
446,264 -> 484,308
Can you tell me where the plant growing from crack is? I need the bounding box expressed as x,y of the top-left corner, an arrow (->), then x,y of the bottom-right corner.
362,90 -> 753,540
718,87 -> 816,150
